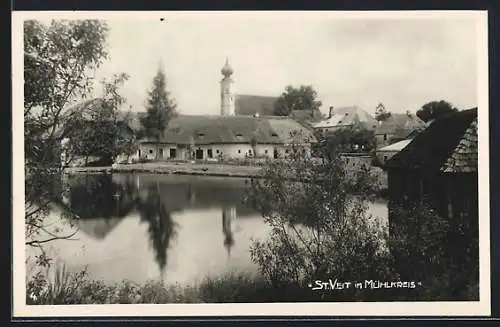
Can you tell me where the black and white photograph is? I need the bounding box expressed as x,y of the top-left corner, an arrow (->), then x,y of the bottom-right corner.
12,11 -> 490,317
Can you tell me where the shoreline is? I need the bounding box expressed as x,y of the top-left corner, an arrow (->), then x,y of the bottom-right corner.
64,162 -> 264,178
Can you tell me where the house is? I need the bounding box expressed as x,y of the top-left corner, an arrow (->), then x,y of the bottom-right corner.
136,114 -> 316,161
133,59 -> 316,161
375,112 -> 425,147
312,105 -> 378,134
375,139 -> 413,166
385,107 -> 478,230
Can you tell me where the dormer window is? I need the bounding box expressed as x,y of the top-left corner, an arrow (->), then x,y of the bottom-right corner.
197,132 -> 205,138
271,133 -> 278,137
236,133 -> 243,137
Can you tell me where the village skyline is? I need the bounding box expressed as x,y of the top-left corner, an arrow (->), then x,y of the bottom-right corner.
82,14 -> 480,116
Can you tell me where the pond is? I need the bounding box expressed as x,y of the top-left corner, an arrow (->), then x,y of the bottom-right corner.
27,173 -> 388,286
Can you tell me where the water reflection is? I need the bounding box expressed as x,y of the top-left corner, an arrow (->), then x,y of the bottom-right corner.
62,173 -> 254,279
56,173 -> 388,285
135,182 -> 177,275
222,206 -> 236,258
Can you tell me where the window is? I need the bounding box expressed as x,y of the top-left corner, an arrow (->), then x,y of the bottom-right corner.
383,155 -> 388,162
238,149 -> 241,154
383,134 -> 387,141
285,149 -> 289,154
264,149 -> 268,154
236,133 -> 243,137
149,149 -> 153,154
208,149 -> 213,158
216,149 -> 220,154
271,133 -> 278,137
159,148 -> 164,157
248,149 -> 252,155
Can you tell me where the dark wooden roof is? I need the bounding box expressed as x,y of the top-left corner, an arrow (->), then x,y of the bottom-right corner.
385,108 -> 477,172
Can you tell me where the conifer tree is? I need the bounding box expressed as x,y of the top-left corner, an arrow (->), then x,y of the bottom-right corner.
140,64 -> 177,159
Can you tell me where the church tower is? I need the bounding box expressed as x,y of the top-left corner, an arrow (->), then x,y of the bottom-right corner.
220,58 -> 235,116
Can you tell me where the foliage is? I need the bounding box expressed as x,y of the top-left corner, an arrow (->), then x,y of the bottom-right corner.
374,103 -> 391,121
64,73 -> 136,163
388,201 -> 479,300
416,100 -> 458,123
273,85 -> 322,116
314,126 -> 376,156
23,19 -> 131,258
243,132 -> 392,294
140,64 -> 177,147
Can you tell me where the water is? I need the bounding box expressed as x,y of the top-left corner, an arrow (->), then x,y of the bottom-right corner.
29,173 -> 388,286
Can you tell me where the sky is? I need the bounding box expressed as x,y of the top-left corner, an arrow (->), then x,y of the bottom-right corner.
89,13 -> 480,116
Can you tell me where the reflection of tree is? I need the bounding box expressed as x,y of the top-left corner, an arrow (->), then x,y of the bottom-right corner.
65,174 -> 137,239
222,206 -> 236,258
68,174 -> 136,219
136,183 -> 178,275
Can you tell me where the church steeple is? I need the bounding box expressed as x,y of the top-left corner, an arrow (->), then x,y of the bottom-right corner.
220,58 -> 235,116
221,57 -> 233,77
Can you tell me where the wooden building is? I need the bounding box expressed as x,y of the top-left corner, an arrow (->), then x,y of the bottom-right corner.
385,108 -> 478,231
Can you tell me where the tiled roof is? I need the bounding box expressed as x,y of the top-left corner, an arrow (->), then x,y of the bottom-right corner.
375,113 -> 425,135
235,94 -> 278,116
386,108 -> 477,172
312,106 -> 378,130
441,118 -> 478,173
141,114 -> 316,145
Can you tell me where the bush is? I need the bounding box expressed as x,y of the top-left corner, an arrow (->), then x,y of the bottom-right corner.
243,135 -> 396,301
388,201 -> 479,301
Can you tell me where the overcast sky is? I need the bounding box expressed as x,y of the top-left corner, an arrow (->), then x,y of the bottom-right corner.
89,13 -> 480,116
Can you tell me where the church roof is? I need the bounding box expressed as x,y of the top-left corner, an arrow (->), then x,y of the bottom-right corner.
234,94 -> 278,116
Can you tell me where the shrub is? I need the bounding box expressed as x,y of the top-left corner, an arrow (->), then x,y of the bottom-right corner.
243,134 -> 395,301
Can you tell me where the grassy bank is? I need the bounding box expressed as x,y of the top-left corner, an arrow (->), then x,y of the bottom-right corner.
27,264 -> 476,304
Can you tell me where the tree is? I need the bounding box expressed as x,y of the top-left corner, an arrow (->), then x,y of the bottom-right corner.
314,127 -> 376,157
64,73 -> 134,165
416,100 -> 458,122
140,65 -> 177,159
23,19 -> 129,266
243,133 -> 393,301
273,85 -> 322,116
374,103 -> 391,121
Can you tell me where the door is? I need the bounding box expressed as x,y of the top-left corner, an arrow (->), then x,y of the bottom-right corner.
158,148 -> 164,159
170,148 -> 177,159
195,149 -> 204,160
207,149 -> 213,159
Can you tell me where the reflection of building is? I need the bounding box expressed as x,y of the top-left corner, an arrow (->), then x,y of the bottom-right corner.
222,206 -> 237,258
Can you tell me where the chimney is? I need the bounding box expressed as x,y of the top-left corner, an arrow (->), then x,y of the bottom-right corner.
328,106 -> 334,118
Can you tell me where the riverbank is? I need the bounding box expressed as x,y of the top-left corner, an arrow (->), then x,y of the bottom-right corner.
64,162 -> 264,178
